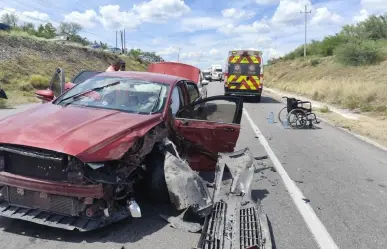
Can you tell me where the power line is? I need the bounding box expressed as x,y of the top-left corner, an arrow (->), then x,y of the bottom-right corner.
300,5 -> 312,58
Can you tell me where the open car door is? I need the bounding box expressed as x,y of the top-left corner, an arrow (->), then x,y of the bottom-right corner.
174,96 -> 243,171
35,68 -> 65,103
71,70 -> 102,85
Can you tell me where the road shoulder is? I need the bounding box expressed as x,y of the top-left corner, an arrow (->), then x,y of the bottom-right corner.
264,87 -> 387,152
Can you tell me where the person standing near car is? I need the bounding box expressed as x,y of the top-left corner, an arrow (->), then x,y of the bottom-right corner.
106,59 -> 125,72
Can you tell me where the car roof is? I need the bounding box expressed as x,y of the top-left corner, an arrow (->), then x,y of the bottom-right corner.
96,71 -> 183,86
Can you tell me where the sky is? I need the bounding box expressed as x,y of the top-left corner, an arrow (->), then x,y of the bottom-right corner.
1,0 -> 387,69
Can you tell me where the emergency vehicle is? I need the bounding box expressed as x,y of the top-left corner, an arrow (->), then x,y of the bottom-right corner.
224,50 -> 263,102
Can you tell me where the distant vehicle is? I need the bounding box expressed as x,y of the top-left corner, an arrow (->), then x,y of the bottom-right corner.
106,47 -> 122,54
224,50 -> 264,102
209,65 -> 223,82
89,44 -> 101,49
147,61 -> 209,99
202,70 -> 211,81
0,23 -> 10,31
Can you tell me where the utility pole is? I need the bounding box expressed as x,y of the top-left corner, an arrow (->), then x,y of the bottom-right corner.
115,31 -> 118,48
300,5 -> 311,58
120,30 -> 124,53
123,29 -> 126,52
176,47 -> 181,62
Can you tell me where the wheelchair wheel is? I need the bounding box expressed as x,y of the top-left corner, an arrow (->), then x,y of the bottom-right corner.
288,108 -> 307,129
278,107 -> 288,125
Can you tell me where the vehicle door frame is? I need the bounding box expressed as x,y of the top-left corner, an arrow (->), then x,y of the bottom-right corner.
71,70 -> 102,85
48,67 -> 66,98
172,94 -> 244,169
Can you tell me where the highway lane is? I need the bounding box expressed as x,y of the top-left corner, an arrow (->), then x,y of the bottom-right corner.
207,80 -> 387,249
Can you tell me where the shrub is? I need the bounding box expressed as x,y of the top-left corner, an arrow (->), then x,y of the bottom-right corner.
19,83 -> 34,91
0,99 -> 6,109
29,74 -> 49,89
320,106 -> 330,113
310,59 -> 320,66
334,41 -> 384,66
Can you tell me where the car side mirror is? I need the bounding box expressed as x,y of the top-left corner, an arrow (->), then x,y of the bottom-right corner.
202,80 -> 209,86
35,89 -> 54,102
0,88 -> 7,99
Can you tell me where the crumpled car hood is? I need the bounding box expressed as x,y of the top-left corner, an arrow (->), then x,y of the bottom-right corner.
0,104 -> 163,161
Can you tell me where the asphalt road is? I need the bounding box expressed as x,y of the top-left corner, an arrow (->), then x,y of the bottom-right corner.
0,82 -> 386,249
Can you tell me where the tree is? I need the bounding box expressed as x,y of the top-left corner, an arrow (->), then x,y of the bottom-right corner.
44,23 -> 56,38
21,22 -> 36,35
1,13 -> 18,27
58,22 -> 82,35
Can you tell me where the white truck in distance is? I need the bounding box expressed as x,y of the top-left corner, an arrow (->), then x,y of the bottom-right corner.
209,65 -> 223,82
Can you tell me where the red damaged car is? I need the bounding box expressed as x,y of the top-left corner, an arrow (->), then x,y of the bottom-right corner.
0,70 -> 272,248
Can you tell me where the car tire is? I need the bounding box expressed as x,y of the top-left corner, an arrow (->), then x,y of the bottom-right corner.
254,95 -> 262,103
144,151 -> 170,204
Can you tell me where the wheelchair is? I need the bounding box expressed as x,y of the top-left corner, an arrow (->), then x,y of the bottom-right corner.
278,96 -> 320,129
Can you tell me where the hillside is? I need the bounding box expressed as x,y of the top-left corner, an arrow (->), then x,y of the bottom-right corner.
0,32 -> 147,107
265,13 -> 387,117
265,57 -> 387,115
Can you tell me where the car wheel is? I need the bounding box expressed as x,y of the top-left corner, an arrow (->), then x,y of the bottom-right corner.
254,95 -> 262,103
144,151 -> 170,204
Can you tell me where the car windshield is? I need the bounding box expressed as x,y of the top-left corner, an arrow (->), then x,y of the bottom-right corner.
54,76 -> 169,114
215,69 -> 222,72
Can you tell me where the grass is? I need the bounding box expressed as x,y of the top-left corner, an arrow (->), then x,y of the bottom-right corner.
320,106 -> 330,113
265,57 -> 387,115
0,32 -> 147,107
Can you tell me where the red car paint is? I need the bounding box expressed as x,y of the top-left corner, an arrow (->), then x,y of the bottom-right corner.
0,104 -> 164,162
2,71 -> 240,172
148,62 -> 200,83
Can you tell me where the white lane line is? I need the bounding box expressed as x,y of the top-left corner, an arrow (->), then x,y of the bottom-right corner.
243,108 -> 339,249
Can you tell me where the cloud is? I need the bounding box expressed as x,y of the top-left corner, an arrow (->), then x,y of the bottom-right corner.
210,49 -> 219,55
221,8 -> 255,19
63,0 -> 190,31
98,5 -> 140,30
181,17 -> 232,32
64,10 -> 98,29
271,0 -> 311,24
133,0 -> 191,23
361,0 -> 387,13
353,9 -> 369,22
0,8 -> 52,26
310,7 -> 343,26
158,46 -> 180,55
218,19 -> 271,35
255,0 -> 280,4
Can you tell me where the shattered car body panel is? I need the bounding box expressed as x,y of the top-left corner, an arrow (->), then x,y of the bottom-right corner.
163,151 -> 212,214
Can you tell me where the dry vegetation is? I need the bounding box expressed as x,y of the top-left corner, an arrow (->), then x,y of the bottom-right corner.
0,31 -> 147,108
265,13 -> 387,117
265,57 -> 387,115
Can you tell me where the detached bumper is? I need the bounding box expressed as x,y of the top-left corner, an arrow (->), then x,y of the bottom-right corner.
195,148 -> 273,249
